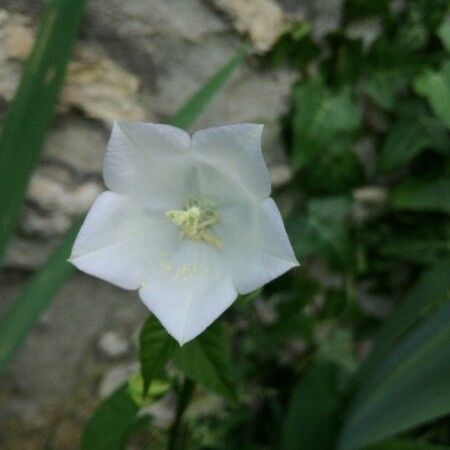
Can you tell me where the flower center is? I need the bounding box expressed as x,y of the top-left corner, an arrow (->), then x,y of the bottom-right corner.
166,199 -> 221,247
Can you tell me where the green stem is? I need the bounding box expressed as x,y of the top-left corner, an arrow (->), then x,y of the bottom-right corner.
167,378 -> 196,450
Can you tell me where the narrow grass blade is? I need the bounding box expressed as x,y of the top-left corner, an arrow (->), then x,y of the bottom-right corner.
0,0 -> 87,264
0,221 -> 80,377
338,300 -> 450,449
170,46 -> 248,129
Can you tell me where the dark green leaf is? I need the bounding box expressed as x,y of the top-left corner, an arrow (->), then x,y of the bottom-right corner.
378,115 -> 450,172
81,384 -> 148,450
0,0 -> 87,264
139,315 -> 176,395
366,439 -> 450,450
414,60 -> 450,129
304,142 -> 363,193
292,77 -> 360,170
380,239 -> 449,265
289,196 -> 353,268
360,257 -> 450,378
279,361 -> 341,450
392,178 -> 450,214
365,69 -> 411,110
338,300 -> 450,449
173,321 -> 237,401
438,20 -> 450,52
344,0 -> 390,19
0,221 -> 80,378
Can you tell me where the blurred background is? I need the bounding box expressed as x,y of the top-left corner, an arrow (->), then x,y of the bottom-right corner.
0,0 -> 449,449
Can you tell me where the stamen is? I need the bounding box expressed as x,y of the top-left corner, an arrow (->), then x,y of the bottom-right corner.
166,199 -> 221,247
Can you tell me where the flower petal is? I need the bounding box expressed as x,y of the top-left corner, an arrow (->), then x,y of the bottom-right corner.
104,122 -> 193,209
70,191 -> 181,289
139,240 -> 237,345
192,124 -> 271,200
216,197 -> 299,295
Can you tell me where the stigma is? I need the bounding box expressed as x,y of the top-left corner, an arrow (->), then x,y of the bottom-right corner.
166,199 -> 221,247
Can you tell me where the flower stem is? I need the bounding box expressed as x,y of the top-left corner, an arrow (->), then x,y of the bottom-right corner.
167,378 -> 196,450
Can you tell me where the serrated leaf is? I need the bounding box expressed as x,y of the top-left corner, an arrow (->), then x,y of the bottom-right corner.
81,384 -> 149,450
173,321 -> 237,401
392,178 -> 450,214
292,77 -> 360,170
378,114 -> 450,172
279,361 -> 341,450
414,60 -> 450,129
139,315 -> 176,395
0,0 -> 87,264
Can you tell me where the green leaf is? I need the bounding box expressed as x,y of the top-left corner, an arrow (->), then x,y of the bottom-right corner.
338,300 -> 450,449
81,384 -> 148,450
360,257 -> 450,379
380,239 -> 449,265
0,221 -> 80,378
173,321 -> 237,401
438,20 -> 450,52
292,77 -> 361,170
344,0 -> 390,19
365,69 -> 411,110
378,114 -> 450,172
170,46 -> 247,129
364,38 -> 422,110
139,315 -> 176,395
0,44 -> 244,380
303,141 -> 363,193
366,439 -> 450,450
289,196 -> 353,268
279,361 -> 341,450
317,329 -> 358,374
0,0 -> 87,264
414,60 -> 450,129
392,178 -> 450,214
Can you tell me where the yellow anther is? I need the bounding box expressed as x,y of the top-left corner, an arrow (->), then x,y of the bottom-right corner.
166,199 -> 221,247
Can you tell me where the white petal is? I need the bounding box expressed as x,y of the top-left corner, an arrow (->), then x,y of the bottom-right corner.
70,191 -> 180,289
104,122 -> 193,209
139,240 -> 237,345
192,124 -> 271,200
216,197 -> 299,295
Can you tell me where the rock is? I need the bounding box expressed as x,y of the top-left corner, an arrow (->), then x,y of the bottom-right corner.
97,362 -> 139,398
346,18 -> 382,50
353,186 -> 387,205
3,236 -> 57,270
42,117 -> 108,175
212,0 -> 292,53
97,331 -> 130,360
0,8 -> 147,126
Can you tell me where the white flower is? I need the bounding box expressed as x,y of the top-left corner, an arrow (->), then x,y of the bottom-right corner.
69,122 -> 298,345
